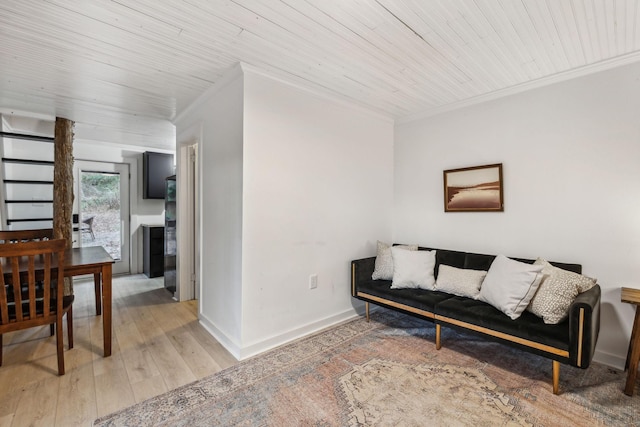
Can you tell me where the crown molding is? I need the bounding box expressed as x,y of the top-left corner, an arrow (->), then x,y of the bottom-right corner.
235,63 -> 394,124
173,63 -> 244,125
397,50 -> 640,124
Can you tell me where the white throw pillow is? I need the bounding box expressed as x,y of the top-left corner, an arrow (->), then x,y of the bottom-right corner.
390,247 -> 436,290
435,265 -> 487,299
371,241 -> 418,280
478,255 -> 545,320
527,258 -> 597,324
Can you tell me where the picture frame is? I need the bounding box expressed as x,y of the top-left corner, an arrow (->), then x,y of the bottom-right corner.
443,163 -> 503,212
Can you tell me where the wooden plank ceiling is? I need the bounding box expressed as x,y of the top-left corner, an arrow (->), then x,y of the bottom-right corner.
1,0 -> 640,149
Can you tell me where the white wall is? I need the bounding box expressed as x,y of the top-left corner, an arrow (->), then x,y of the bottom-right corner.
394,61 -> 640,369
174,67 -> 245,354
240,68 -> 394,358
176,64 -> 394,359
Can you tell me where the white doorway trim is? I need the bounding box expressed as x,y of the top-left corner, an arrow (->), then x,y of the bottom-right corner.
74,160 -> 131,275
176,122 -> 202,302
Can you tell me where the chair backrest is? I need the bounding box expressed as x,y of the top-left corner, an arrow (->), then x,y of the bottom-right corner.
0,239 -> 66,329
0,229 -> 54,244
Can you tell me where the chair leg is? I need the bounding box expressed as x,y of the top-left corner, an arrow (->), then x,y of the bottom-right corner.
0,334 -> 3,366
94,273 -> 101,315
56,320 -> 65,375
552,360 -> 560,395
67,306 -> 74,349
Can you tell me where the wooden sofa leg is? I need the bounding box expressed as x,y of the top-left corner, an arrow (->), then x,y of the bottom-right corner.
365,302 -> 370,322
552,360 -> 560,395
436,324 -> 441,350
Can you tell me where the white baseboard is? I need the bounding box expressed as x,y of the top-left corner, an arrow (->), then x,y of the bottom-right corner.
593,349 -> 626,371
200,308 -> 361,361
202,303 -> 621,373
198,313 -> 242,359
236,308 -> 360,360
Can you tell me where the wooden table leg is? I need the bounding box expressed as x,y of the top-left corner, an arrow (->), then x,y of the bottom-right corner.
101,264 -> 112,357
624,307 -> 640,396
93,272 -> 101,316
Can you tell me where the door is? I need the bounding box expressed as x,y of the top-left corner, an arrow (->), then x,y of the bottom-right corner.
74,161 -> 130,275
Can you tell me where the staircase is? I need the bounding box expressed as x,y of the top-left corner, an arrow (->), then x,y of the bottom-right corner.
0,129 -> 55,231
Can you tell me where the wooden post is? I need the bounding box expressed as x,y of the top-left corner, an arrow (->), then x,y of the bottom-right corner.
53,117 -> 75,295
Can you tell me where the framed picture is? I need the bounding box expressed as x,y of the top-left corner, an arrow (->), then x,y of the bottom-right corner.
443,163 -> 503,212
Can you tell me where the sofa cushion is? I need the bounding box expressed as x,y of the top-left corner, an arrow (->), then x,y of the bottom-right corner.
371,241 -> 418,280
435,265 -> 486,299
527,258 -> 597,324
434,249 -> 467,276
356,279 -> 453,315
463,252 -> 496,271
391,247 -> 436,290
436,296 -> 570,352
478,255 -> 545,320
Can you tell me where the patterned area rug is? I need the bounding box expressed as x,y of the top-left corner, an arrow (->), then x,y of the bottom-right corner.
94,309 -> 640,426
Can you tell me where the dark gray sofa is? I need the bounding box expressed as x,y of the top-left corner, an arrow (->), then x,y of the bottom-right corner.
350,246 -> 601,394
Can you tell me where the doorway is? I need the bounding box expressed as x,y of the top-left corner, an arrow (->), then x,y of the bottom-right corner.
177,138 -> 199,302
74,161 -> 130,275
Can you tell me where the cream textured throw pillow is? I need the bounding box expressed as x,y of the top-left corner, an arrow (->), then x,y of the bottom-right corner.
527,258 -> 597,324
390,247 -> 436,290
371,241 -> 418,280
478,255 -> 545,320
435,265 -> 487,299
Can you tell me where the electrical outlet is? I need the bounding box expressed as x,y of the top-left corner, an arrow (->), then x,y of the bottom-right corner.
309,274 -> 318,289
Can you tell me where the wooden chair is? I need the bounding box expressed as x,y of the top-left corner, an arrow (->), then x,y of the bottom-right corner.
0,228 -> 54,243
0,229 -> 58,335
0,239 -> 73,375
0,229 -> 102,316
80,216 -> 95,241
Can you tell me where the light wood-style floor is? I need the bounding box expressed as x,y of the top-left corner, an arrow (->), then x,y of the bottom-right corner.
0,274 -> 238,427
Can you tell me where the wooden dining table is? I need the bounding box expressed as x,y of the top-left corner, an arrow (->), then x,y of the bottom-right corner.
65,246 -> 114,357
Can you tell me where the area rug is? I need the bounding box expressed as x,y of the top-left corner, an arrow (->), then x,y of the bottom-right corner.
94,309 -> 640,426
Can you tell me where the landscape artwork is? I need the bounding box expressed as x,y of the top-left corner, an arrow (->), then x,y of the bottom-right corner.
444,164 -> 503,212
